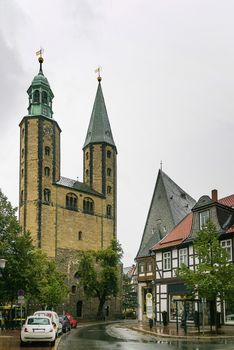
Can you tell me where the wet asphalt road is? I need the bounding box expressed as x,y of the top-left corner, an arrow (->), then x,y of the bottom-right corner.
58,323 -> 234,350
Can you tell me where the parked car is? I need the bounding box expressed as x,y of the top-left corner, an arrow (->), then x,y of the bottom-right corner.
33,310 -> 62,336
59,315 -> 71,333
20,315 -> 56,346
65,313 -> 78,328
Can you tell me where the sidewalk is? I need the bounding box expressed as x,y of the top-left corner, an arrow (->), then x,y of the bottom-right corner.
128,321 -> 234,339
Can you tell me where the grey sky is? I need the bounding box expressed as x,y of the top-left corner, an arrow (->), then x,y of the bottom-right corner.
0,0 -> 234,265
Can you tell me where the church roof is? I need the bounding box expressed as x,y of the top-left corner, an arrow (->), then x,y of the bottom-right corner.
83,82 -> 116,149
136,170 -> 196,259
56,176 -> 104,197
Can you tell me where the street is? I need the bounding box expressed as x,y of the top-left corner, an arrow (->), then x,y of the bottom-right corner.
58,323 -> 234,350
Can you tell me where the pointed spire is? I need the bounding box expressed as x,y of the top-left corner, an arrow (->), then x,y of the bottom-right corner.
83,81 -> 116,149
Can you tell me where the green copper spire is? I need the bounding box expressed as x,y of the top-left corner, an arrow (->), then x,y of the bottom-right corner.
83,80 -> 116,149
27,56 -> 54,118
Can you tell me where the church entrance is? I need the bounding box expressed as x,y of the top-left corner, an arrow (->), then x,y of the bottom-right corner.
76,300 -> 83,317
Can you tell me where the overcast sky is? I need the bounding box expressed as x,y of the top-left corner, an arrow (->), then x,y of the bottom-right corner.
1,0 -> 234,266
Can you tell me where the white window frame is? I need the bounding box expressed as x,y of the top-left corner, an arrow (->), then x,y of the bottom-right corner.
179,248 -> 188,267
221,239 -> 232,261
163,252 -> 171,271
199,210 -> 210,229
147,263 -> 152,272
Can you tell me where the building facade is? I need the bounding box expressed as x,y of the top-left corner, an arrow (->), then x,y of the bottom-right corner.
152,190 -> 234,325
18,57 -> 120,318
135,170 -> 195,321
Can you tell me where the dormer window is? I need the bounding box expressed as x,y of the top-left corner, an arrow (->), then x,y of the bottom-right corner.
199,210 -> 210,229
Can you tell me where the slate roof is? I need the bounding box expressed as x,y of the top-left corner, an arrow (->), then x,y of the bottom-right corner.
83,82 -> 116,149
152,193 -> 234,251
56,176 -> 104,197
136,170 -> 196,259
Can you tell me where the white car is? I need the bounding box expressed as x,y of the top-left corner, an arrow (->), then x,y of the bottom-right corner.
20,315 -> 56,346
33,310 -> 62,336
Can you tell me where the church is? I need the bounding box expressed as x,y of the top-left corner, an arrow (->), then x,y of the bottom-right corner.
18,55 -> 120,318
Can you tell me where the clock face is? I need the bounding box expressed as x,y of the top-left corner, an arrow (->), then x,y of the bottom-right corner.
43,126 -> 53,136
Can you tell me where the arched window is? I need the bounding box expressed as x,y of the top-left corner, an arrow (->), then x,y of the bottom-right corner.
107,186 -> 112,194
86,169 -> 89,178
21,148 -> 24,158
45,146 -> 50,156
106,205 -> 112,218
33,90 -> 40,103
66,193 -> 78,211
83,197 -> 94,214
107,150 -> 112,158
107,168 -> 111,176
42,91 -> 48,104
44,167 -> 50,176
21,168 -> 24,177
78,231 -> 82,241
44,188 -> 51,202
86,152 -> 89,160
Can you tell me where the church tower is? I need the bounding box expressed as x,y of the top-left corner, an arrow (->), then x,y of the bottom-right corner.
19,55 -> 61,254
83,74 -> 117,239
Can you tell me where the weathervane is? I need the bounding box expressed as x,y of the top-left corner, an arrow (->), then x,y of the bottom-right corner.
95,66 -> 102,82
36,47 -> 44,73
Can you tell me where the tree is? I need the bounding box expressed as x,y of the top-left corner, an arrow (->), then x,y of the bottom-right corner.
177,220 -> 234,331
0,189 -> 68,309
77,240 -> 123,319
122,273 -> 137,318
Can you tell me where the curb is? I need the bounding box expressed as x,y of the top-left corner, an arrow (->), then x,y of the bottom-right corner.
130,326 -> 234,340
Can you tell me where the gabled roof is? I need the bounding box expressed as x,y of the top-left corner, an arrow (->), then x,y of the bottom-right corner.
56,176 -> 104,197
136,170 -> 196,259
152,193 -> 234,251
83,82 -> 116,149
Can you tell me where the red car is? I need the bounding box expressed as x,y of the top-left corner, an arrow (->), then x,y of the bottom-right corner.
65,313 -> 78,328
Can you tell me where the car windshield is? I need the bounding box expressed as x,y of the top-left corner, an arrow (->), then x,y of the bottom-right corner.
28,318 -> 50,325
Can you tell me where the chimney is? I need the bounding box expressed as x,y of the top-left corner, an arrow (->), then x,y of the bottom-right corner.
211,189 -> 218,202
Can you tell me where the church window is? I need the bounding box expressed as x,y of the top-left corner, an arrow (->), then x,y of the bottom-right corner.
66,193 -> 78,211
21,148 -> 24,158
45,146 -> 50,156
83,197 -> 94,214
86,169 -> 89,178
22,128 -> 24,137
33,90 -> 40,103
44,167 -> 50,177
78,231 -> 82,240
107,186 -> 112,194
21,168 -> 24,177
107,150 -> 112,158
86,152 -> 89,160
71,285 -> 77,293
107,168 -> 111,176
20,190 -> 24,205
42,91 -> 48,104
106,205 -> 112,218
44,188 -> 51,203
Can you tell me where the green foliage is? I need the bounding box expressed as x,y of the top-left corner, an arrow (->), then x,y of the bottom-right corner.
122,273 -> 137,316
0,189 -> 68,308
177,220 -> 234,302
77,240 -> 123,318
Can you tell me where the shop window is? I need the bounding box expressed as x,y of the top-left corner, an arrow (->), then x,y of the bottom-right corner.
66,193 -> 78,211
83,197 -> 94,214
